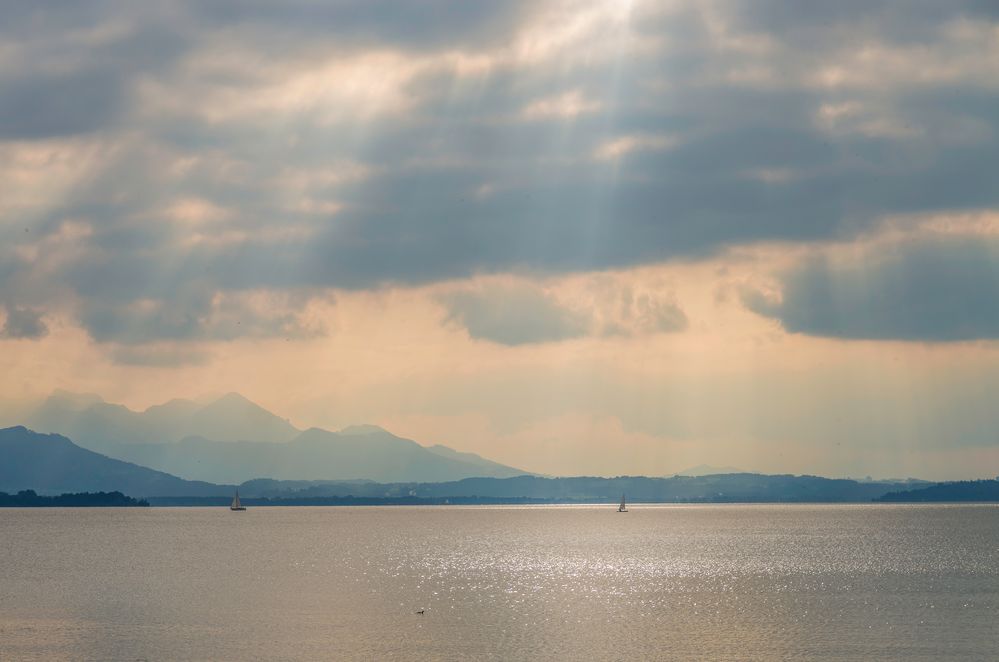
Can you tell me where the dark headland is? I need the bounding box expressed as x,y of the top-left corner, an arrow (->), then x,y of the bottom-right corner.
875,480 -> 999,502
0,490 -> 148,507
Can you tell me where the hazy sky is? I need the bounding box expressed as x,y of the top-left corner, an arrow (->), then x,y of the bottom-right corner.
2,1 -> 998,479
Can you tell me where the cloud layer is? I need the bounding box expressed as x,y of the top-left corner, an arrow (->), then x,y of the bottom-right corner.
2,1 -> 998,350
3,1 -> 999,479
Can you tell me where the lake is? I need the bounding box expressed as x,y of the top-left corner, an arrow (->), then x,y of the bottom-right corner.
1,505 -> 997,660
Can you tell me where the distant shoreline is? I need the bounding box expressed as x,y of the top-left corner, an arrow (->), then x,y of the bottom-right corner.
145,496 -> 999,507
6,491 -> 999,508
0,490 -> 148,507
6,500 -> 999,509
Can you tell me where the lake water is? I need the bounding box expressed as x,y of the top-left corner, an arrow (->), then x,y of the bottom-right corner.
1,505 -> 997,661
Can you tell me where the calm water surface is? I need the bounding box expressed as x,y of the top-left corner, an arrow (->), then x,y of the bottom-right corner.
1,505 -> 997,661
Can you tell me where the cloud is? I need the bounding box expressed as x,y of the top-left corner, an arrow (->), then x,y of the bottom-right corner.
440,282 -> 589,345
439,277 -> 688,345
593,133 -> 677,160
0,305 -> 48,339
186,1 -> 527,52
0,70 -> 124,140
624,292 -> 688,335
1,0 -> 998,348
78,289 -> 326,345
743,234 -> 999,341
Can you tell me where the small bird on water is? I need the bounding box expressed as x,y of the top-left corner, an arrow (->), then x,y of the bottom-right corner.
415,609 -> 425,615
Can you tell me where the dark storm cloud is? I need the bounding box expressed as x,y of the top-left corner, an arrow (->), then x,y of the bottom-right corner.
0,305 -> 48,340
2,0 -> 998,348
0,0 -> 514,141
0,70 -> 123,139
440,284 -> 590,346
721,0 -> 999,44
78,286 -> 322,345
0,4 -> 190,140
745,236 -> 999,341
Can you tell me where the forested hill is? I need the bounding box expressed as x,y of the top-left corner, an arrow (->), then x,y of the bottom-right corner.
241,473 -> 920,503
0,490 -> 148,507
875,480 -> 999,502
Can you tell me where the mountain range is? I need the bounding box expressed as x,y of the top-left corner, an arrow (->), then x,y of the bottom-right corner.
4,425 -> 989,503
0,426 -> 225,497
28,390 -> 299,445
23,391 -> 530,483
85,428 -> 528,484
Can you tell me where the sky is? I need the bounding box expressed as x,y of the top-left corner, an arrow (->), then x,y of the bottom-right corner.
1,0 -> 998,479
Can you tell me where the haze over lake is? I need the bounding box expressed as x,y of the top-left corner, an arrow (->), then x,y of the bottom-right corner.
2,505 -> 997,661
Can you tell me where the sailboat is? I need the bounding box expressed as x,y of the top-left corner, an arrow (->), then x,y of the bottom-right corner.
618,494 -> 628,512
230,489 -> 246,511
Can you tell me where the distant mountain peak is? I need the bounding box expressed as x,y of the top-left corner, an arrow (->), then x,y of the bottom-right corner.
189,393 -> 299,442
28,390 -> 299,447
208,392 -> 257,408
338,424 -> 390,436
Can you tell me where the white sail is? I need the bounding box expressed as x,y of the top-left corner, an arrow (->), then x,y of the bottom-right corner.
618,494 -> 627,512
230,489 -> 244,510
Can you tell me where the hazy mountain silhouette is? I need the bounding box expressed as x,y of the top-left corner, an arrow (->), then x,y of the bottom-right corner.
2,424 -> 956,503
28,390 -> 298,448
423,443 -> 523,476
23,392 -> 529,483
96,426 -> 530,484
20,393 -> 788,486
0,426 -> 226,497
187,393 -> 300,442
